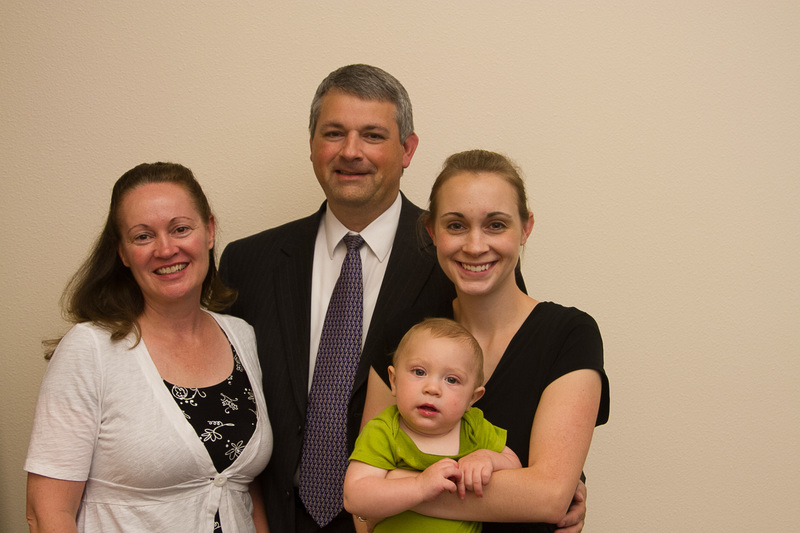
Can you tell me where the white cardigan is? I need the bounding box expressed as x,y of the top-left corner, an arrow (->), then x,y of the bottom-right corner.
25,312 -> 273,533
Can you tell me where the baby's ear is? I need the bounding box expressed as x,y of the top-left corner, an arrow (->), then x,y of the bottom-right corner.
469,386 -> 486,407
388,366 -> 398,397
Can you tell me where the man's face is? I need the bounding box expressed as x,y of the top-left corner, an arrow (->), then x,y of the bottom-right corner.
310,90 -> 418,227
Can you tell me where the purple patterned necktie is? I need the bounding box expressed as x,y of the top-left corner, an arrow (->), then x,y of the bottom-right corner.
299,234 -> 365,527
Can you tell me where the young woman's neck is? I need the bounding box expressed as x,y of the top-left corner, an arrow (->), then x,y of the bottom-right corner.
454,283 -> 536,335
454,282 -> 538,385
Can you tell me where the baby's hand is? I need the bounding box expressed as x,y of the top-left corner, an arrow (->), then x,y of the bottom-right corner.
457,450 -> 496,498
415,458 -> 461,501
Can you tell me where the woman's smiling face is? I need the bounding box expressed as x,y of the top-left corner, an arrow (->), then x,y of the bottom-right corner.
428,171 -> 533,297
116,182 -> 215,310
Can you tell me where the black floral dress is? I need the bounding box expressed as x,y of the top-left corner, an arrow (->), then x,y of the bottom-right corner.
164,343 -> 257,532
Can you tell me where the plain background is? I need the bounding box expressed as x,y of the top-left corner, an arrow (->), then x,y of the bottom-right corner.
2,1 -> 798,530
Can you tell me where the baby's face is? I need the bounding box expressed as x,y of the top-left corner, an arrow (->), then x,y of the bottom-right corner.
389,330 -> 484,437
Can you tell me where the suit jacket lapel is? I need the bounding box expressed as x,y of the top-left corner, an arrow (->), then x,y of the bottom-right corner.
355,195 -> 435,388
274,206 -> 323,414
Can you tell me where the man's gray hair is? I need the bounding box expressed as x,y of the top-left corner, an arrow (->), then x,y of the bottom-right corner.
309,64 -> 414,142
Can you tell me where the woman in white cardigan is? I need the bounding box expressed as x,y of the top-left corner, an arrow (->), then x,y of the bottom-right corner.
25,162 -> 272,533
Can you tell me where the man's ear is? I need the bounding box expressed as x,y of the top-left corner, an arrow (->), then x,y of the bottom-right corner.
401,132 -> 419,169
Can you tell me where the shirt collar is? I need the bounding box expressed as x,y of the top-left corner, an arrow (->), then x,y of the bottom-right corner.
322,194 -> 402,262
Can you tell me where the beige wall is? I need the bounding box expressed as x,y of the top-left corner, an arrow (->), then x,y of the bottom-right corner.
2,1 -> 798,530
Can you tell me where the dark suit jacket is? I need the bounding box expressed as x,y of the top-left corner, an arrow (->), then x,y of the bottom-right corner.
219,194 -> 456,532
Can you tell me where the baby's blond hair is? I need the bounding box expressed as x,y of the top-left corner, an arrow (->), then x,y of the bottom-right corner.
393,318 -> 484,385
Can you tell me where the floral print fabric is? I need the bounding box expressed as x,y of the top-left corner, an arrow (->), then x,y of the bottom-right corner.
164,343 -> 257,531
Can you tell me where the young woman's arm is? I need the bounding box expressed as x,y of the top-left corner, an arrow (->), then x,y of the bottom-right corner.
26,473 -> 84,533
457,445 -> 522,497
556,481 -> 587,532
413,369 -> 602,524
343,459 -> 461,518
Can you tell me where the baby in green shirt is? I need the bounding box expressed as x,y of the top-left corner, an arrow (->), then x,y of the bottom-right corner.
344,318 -> 521,532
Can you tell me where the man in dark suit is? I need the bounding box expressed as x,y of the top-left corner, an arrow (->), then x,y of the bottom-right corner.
219,64 -> 587,533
